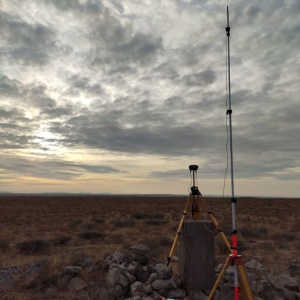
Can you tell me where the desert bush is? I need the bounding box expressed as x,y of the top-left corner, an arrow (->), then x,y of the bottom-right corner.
0,239 -> 9,250
132,213 -> 165,220
16,239 -> 49,255
77,231 -> 105,240
92,218 -> 104,224
111,220 -> 135,227
144,220 -> 167,226
51,235 -> 71,246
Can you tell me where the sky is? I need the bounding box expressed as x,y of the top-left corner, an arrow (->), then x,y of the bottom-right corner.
0,0 -> 299,197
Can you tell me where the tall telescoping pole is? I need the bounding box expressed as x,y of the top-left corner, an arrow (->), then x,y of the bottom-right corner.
226,6 -> 239,300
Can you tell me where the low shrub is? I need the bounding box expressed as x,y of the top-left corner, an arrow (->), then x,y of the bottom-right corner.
111,220 -> 135,227
144,220 -> 167,226
132,213 -> 165,220
16,239 -> 49,255
0,239 -> 9,251
51,235 -> 71,246
77,231 -> 105,240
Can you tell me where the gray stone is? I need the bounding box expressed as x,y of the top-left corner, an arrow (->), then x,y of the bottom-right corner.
58,274 -> 72,288
130,281 -> 145,297
264,290 -> 284,300
79,258 -> 94,268
245,259 -> 266,271
142,297 -> 154,300
110,251 -> 126,264
148,272 -> 159,284
64,266 -> 83,276
152,278 -> 177,291
135,266 -> 150,283
130,244 -> 150,255
0,266 -> 23,292
67,277 -> 87,292
168,287 -> 186,299
272,271 -> 299,292
127,261 -> 140,275
151,291 -> 162,300
155,263 -> 172,280
23,260 -> 50,288
110,283 -> 123,298
106,267 -> 128,288
144,284 -> 153,294
189,290 -> 208,300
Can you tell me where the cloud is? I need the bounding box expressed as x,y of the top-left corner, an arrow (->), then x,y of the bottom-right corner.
0,0 -> 299,194
0,11 -> 56,65
0,155 -> 125,180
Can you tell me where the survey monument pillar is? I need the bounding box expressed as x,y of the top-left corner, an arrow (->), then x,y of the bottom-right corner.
180,220 -> 215,292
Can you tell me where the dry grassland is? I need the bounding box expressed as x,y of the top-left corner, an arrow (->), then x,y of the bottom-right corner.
0,195 -> 299,298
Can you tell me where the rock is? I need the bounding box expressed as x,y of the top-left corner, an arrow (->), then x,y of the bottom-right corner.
152,291 -> 164,300
144,284 -> 153,294
264,290 -> 283,300
288,264 -> 300,278
64,266 -> 83,276
245,259 -> 266,272
0,266 -> 23,292
130,244 -> 150,256
58,274 -> 72,288
106,267 -> 128,288
135,266 -> 150,283
152,278 -> 177,290
67,277 -> 87,292
189,290 -> 208,300
148,272 -> 159,284
110,283 -> 123,298
272,271 -> 299,292
130,281 -> 145,297
127,261 -> 140,275
22,260 -> 50,288
129,245 -> 149,266
78,258 -> 94,268
155,263 -> 172,280
168,287 -> 186,299
110,251 -> 126,264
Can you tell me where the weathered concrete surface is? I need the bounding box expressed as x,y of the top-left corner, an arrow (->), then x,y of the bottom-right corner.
180,220 -> 215,292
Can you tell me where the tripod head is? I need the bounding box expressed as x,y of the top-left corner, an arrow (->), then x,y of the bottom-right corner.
189,165 -> 201,196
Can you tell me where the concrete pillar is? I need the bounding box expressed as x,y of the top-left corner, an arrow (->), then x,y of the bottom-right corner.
180,220 -> 215,292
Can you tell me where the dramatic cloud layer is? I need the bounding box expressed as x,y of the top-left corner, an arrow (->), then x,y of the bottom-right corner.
0,0 -> 299,196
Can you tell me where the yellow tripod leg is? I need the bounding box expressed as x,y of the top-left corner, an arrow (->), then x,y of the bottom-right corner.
208,256 -> 232,300
238,265 -> 254,300
200,197 -> 232,252
167,197 -> 190,265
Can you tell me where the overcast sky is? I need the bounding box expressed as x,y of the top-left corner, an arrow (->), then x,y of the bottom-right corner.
0,0 -> 299,197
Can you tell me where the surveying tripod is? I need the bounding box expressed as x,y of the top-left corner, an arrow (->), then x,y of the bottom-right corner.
167,165 -> 254,300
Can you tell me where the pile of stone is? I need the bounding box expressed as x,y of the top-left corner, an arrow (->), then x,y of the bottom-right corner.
106,244 -> 186,300
1,244 -> 300,299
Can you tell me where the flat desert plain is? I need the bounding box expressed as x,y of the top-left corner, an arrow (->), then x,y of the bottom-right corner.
0,195 -> 299,298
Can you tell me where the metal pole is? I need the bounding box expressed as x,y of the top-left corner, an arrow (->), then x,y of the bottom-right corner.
226,6 -> 239,300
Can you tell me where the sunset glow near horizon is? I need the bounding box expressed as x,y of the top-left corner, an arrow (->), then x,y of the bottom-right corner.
0,0 -> 299,197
